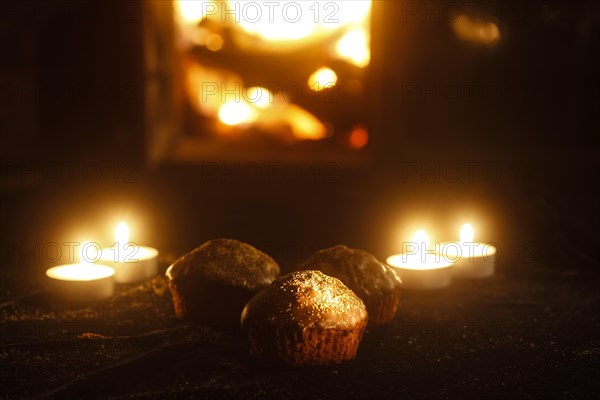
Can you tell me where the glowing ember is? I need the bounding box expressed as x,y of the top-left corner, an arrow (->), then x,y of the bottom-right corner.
205,33 -> 224,51
333,1 -> 372,26
231,0 -> 371,42
308,67 -> 338,91
234,1 -> 315,41
218,100 -> 257,126
246,87 -> 273,109
336,29 -> 370,67
175,0 -> 210,25
348,126 -> 368,149
286,107 -> 327,140
187,62 -> 241,117
452,15 -> 500,45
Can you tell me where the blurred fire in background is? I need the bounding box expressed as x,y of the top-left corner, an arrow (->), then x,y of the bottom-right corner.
2,1 -> 598,174
173,0 -> 372,160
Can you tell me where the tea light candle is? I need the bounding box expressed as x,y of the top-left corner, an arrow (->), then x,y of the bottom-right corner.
45,242 -> 115,302
100,222 -> 159,283
386,230 -> 454,290
439,223 -> 497,279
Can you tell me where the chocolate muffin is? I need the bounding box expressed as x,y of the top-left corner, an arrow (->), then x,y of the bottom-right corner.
300,245 -> 402,326
241,270 -> 368,366
166,239 -> 280,325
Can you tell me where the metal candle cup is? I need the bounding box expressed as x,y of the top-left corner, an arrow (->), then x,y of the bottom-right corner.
45,263 -> 115,302
99,245 -> 159,283
440,224 -> 497,279
100,222 -> 159,283
386,253 -> 454,290
439,241 -> 497,279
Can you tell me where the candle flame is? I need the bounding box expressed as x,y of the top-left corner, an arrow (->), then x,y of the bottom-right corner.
460,223 -> 474,242
115,222 -> 129,246
412,229 -> 429,245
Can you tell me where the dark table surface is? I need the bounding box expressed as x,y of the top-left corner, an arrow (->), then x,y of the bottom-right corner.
1,160 -> 599,399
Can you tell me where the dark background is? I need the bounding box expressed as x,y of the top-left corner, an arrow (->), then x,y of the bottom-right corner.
1,1 -> 599,398
0,0 -> 597,261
